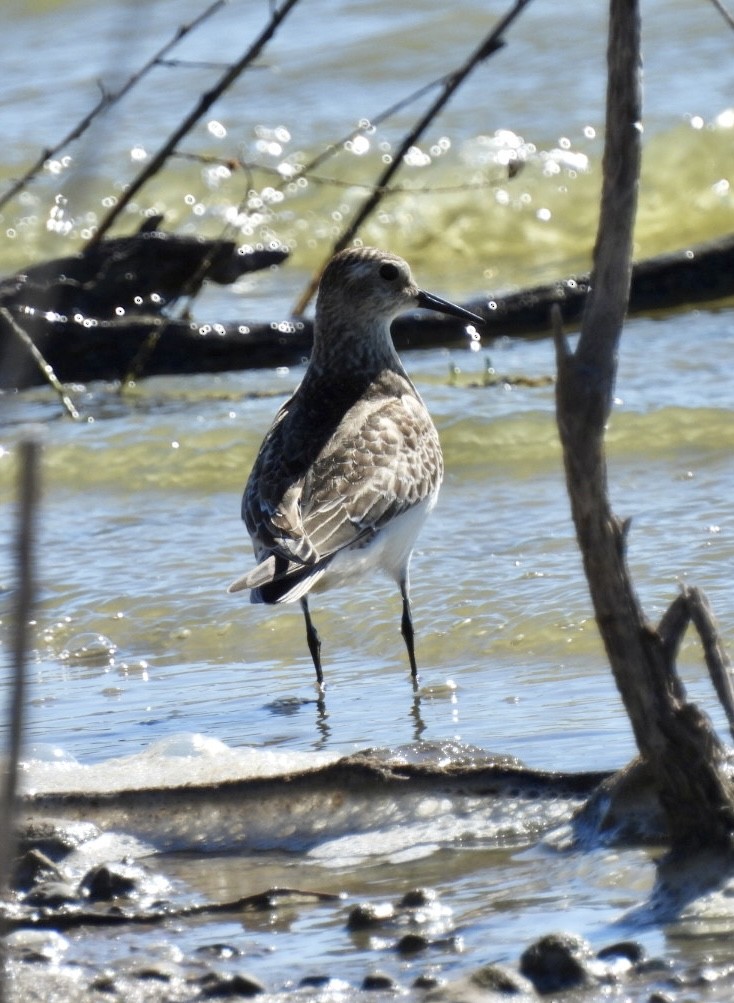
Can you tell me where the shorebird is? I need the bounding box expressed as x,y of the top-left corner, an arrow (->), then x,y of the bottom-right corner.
229,246 -> 483,687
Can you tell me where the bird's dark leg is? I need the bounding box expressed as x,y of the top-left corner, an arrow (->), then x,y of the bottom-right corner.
301,597 -> 324,687
400,575 -> 418,682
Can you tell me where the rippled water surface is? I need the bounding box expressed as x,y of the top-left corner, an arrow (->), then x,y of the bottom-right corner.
2,0 -> 734,998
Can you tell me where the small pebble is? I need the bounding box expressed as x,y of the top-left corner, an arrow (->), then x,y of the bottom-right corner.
131,963 -> 174,982
399,887 -> 437,909
195,943 -> 241,960
597,940 -> 646,966
299,974 -> 332,988
79,862 -> 141,901
24,880 -> 80,908
520,931 -> 598,993
347,901 -> 396,930
198,971 -> 266,998
396,932 -> 430,955
89,973 -> 117,994
470,963 -> 536,994
362,971 -> 397,990
413,973 -> 442,989
11,849 -> 63,892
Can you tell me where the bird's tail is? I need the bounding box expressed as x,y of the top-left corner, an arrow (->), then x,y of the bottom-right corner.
228,554 -> 328,604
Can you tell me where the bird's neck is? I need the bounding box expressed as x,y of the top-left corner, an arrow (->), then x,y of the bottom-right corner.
309,315 -> 405,381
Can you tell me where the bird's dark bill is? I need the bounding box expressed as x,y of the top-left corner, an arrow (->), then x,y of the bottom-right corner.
415,289 -> 484,326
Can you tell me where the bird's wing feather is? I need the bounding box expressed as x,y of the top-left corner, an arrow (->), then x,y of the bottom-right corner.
300,392 -> 442,554
238,388 -> 442,593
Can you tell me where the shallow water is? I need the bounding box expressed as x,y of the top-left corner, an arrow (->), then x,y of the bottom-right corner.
2,0 -> 734,998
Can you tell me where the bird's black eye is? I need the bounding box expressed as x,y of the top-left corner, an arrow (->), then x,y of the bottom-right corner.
379,263 -> 399,281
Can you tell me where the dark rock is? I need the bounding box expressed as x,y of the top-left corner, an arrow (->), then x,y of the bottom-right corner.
198,971 -> 266,997
396,932 -> 430,955
519,932 -> 600,993
79,862 -> 141,901
362,971 -> 397,990
299,974 -> 334,988
11,848 -> 64,891
347,901 -> 396,930
130,963 -> 174,982
23,879 -> 80,908
423,965 -> 535,1001
399,887 -> 437,909
470,963 -> 536,994
597,940 -> 647,966
413,973 -> 442,989
195,943 -> 241,960
89,973 -> 118,993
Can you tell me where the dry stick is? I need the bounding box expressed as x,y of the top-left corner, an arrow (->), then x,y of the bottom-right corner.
0,308 -> 81,420
120,78 -> 453,385
708,0 -> 734,31
0,437 -> 41,1000
177,150 -> 509,195
0,0 -> 226,214
88,0 -> 304,248
291,0 -> 535,317
554,0 -> 734,851
684,586 -> 734,740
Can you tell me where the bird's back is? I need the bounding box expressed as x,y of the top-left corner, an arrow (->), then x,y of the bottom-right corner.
237,365 -> 442,603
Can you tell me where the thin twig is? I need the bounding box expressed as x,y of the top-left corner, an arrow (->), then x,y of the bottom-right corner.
174,150 -> 511,194
707,0 -> 734,30
0,308 -> 81,420
131,71 -> 462,346
0,436 -> 41,999
0,0 -> 226,214
292,0 -> 535,316
88,0 -> 304,247
684,585 -> 734,740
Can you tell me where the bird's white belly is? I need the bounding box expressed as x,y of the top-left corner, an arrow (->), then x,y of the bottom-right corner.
311,494 -> 437,593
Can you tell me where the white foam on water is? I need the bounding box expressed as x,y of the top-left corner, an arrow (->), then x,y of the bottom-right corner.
19,732 -> 340,796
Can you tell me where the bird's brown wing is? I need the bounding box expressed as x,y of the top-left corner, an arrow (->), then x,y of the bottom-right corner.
233,390 -> 441,597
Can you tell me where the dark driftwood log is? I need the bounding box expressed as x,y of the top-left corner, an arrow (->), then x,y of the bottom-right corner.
2,229 -> 734,390
467,232 -> 734,338
0,224 -> 289,389
0,220 -> 289,319
555,0 -> 734,853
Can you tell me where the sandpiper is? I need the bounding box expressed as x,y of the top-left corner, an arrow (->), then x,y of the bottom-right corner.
229,246 -> 483,687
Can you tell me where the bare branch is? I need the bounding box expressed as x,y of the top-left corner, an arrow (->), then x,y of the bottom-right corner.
291,0 -> 535,316
707,0 -> 734,31
0,308 -> 81,420
573,0 -> 642,402
88,0 -> 304,247
0,435 -> 41,998
555,0 -> 734,852
173,150 -> 512,196
684,586 -> 734,740
0,0 -> 226,214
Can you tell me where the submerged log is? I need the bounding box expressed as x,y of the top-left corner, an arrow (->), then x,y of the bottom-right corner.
2,226 -> 734,389
0,220 -> 289,389
468,231 -> 734,338
0,218 -> 289,319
